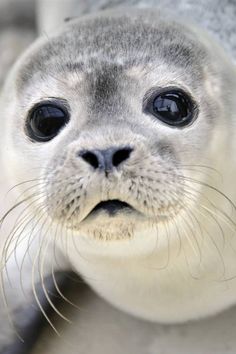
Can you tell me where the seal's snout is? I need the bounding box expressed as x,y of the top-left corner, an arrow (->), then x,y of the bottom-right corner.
78,146 -> 133,173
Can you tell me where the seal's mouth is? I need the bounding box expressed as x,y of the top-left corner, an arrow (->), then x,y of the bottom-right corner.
90,199 -> 134,216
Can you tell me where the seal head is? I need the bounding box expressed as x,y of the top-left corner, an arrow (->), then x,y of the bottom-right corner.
2,9 -> 236,322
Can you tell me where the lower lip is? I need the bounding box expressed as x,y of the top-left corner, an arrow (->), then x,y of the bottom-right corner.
92,200 -> 134,216
82,200 -> 137,222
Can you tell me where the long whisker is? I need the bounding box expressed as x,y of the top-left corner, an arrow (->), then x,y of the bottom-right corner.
178,189 -> 227,279
51,221 -> 82,311
38,223 -> 72,324
31,220 -> 62,336
180,175 -> 236,211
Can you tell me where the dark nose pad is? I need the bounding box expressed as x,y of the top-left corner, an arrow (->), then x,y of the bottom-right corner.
79,146 -> 133,172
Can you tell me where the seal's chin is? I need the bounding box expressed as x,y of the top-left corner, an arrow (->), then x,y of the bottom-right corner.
72,199 -> 141,240
65,198 -> 169,240
83,199 -> 136,221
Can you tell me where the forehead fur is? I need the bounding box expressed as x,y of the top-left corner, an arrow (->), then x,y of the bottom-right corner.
17,9 -> 207,93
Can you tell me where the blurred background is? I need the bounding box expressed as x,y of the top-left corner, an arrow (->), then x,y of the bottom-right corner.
0,0 -> 35,87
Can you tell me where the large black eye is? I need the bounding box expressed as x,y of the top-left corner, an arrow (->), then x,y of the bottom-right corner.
26,102 -> 70,142
145,88 -> 197,127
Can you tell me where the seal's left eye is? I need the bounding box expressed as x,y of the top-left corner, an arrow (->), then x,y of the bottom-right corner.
144,88 -> 197,128
26,102 -> 70,142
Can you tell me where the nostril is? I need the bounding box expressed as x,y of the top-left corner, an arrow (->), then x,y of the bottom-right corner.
112,148 -> 133,167
79,146 -> 133,171
80,151 -> 99,169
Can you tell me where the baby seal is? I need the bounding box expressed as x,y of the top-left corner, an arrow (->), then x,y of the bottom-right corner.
1,6 -> 236,347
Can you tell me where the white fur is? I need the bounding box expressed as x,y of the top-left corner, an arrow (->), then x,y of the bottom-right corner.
1,8 -> 236,330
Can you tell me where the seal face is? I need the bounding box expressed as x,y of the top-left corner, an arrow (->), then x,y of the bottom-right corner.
2,9 -> 236,323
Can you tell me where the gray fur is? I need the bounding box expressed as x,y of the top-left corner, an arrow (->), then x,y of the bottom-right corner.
15,10 -> 232,237
0,1 -> 236,353
37,0 -> 236,61
17,10 -> 208,93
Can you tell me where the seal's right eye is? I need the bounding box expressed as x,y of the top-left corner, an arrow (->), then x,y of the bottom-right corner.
26,102 -> 70,142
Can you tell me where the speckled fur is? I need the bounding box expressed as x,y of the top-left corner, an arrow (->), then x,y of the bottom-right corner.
38,0 -> 236,61
1,2 -> 236,352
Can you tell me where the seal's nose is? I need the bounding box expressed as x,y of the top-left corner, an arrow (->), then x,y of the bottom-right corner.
79,146 -> 133,172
